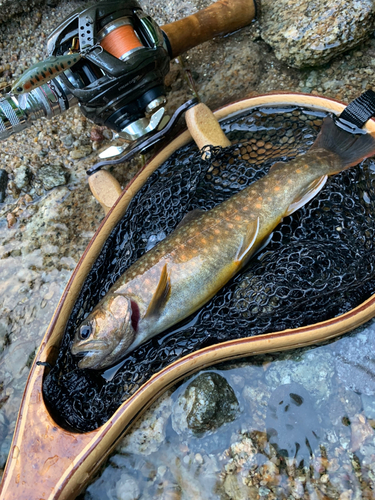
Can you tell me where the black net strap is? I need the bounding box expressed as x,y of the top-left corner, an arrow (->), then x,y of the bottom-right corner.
335,89 -> 375,133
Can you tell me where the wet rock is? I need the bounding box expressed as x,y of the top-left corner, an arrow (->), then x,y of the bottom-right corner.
261,0 -> 375,68
242,381 -> 271,430
350,414 -> 374,452
69,145 -> 92,160
118,390 -> 173,456
0,170 -> 8,203
35,164 -> 70,191
6,213 -> 16,228
332,327 -> 375,396
115,473 -> 140,500
13,165 -> 30,191
61,134 -> 75,148
326,386 -> 362,427
265,348 -> 335,402
266,383 -> 321,462
172,372 -> 239,436
361,394 -> 375,420
222,474 -> 257,500
90,126 -> 105,143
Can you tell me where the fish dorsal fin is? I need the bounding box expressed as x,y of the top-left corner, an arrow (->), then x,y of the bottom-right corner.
269,161 -> 287,173
235,218 -> 260,264
145,263 -> 171,319
176,209 -> 205,230
285,175 -> 328,216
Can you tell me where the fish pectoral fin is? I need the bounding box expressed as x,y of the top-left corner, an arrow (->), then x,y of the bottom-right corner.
285,175 -> 328,216
176,209 -> 205,229
145,263 -> 171,319
235,218 -> 260,265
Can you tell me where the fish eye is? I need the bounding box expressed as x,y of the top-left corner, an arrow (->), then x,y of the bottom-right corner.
79,324 -> 92,340
16,87 -> 23,93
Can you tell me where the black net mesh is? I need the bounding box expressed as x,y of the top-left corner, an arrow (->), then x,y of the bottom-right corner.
43,106 -> 375,432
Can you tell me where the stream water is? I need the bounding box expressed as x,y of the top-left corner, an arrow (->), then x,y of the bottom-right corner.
80,320 -> 375,500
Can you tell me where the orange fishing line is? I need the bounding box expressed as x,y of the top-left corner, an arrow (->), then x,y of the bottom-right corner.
100,25 -> 143,59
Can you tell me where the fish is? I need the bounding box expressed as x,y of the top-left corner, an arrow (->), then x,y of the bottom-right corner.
10,54 -> 83,95
71,116 -> 375,369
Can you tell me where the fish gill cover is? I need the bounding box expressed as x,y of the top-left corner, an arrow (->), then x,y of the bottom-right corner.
43,106 -> 375,432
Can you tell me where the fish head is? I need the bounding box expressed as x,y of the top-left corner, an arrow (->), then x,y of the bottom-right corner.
71,294 -> 137,370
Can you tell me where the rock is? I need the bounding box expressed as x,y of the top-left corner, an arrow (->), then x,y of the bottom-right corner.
261,0 -> 375,68
61,134 -> 75,148
35,165 -> 70,191
118,390 -> 173,455
115,473 -> 140,500
0,169 -> 8,203
362,394 -> 375,420
13,165 -> 30,191
6,213 -> 16,228
171,372 -> 240,436
222,474 -> 256,500
69,146 -> 92,160
332,326 -> 375,396
265,348 -> 335,402
327,386 -> 362,426
350,414 -> 374,452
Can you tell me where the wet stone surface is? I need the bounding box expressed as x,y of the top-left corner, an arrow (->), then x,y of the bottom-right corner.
332,327 -> 375,396
261,0 -> 375,68
171,372 -> 240,436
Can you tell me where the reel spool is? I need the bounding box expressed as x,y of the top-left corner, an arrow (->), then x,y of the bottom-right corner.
98,18 -> 144,60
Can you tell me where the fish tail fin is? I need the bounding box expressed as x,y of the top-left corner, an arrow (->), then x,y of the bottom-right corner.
310,116 -> 375,172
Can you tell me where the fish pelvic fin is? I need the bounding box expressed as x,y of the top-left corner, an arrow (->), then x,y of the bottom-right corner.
310,115 -> 375,171
235,218 -> 260,265
145,263 -> 171,319
285,175 -> 328,216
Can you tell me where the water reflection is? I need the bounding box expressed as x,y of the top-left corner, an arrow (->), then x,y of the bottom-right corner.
81,319 -> 375,500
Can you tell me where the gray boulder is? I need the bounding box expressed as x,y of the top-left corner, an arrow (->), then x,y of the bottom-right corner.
261,0 -> 375,68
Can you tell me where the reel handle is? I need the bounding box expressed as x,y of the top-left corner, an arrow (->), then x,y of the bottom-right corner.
161,0 -> 257,58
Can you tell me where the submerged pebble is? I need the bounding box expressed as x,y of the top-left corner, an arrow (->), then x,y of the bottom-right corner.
171,372 -> 240,436
119,390 -> 173,456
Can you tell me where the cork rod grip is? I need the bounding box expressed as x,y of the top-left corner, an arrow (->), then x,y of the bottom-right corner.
161,0 -> 257,59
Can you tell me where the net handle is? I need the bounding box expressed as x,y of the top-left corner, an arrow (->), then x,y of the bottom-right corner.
161,0 -> 257,59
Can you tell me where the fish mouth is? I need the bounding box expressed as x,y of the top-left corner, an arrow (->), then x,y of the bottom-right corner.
71,340 -> 109,355
74,349 -> 107,370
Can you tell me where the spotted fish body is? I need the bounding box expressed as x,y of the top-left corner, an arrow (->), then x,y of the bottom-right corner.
10,53 -> 82,95
71,116 -> 375,369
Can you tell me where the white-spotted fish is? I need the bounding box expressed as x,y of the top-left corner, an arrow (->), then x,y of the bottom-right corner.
71,116 -> 375,369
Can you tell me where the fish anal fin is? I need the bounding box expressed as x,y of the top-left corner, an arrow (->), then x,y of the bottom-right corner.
269,161 -> 287,173
285,175 -> 327,216
176,209 -> 205,230
235,218 -> 260,265
145,263 -> 171,319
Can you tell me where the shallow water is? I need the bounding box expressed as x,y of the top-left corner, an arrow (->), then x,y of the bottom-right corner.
80,320 -> 375,500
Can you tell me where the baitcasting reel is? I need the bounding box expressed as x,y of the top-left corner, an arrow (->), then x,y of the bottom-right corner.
0,0 -> 256,148
0,0 -> 170,143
